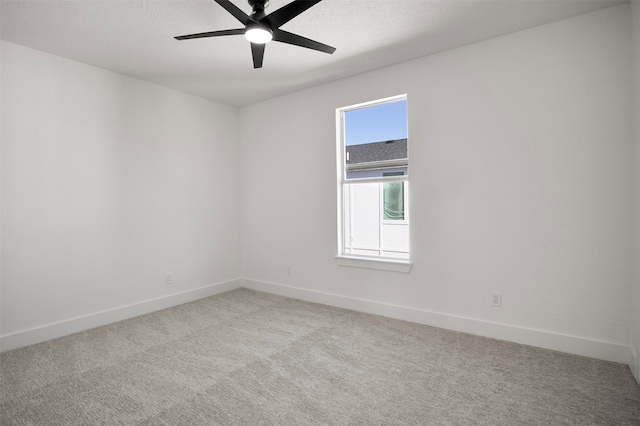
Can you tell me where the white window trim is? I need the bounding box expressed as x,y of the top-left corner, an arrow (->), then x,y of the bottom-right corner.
336,94 -> 412,273
335,255 -> 412,273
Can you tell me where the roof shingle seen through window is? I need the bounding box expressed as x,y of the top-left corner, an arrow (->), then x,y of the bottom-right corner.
346,139 -> 407,164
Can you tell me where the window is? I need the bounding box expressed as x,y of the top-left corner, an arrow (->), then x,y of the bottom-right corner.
336,95 -> 411,272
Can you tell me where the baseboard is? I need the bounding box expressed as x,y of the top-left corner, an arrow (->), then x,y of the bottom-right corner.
0,279 -> 242,353
2,277 -> 632,368
630,344 -> 640,384
242,278 -> 629,365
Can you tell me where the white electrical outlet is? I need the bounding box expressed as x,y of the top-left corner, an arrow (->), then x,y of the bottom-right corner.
492,292 -> 502,307
165,273 -> 172,285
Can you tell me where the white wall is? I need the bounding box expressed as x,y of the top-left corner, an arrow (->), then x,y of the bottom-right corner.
631,0 -> 640,382
1,41 -> 241,350
240,5 -> 634,363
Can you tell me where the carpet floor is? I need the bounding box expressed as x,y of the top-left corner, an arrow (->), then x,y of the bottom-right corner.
1,288 -> 639,425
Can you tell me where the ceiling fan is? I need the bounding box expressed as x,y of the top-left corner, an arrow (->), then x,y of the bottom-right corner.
174,0 -> 336,69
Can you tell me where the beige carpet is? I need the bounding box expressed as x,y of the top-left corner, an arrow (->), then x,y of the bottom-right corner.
1,288 -> 639,425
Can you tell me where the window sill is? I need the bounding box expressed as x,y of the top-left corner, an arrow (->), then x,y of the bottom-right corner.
335,255 -> 412,273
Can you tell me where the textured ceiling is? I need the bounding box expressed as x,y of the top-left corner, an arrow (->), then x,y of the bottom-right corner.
0,0 -> 626,107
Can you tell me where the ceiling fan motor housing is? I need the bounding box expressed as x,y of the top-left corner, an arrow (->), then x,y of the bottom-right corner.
248,0 -> 269,20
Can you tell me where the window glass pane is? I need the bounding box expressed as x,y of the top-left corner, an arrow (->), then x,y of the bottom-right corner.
344,101 -> 407,146
383,181 -> 404,220
344,100 -> 408,180
344,182 -> 381,255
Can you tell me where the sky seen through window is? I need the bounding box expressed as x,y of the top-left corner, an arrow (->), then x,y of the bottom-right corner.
345,100 -> 407,146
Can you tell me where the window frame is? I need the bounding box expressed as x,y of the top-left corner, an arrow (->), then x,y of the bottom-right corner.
335,95 -> 412,273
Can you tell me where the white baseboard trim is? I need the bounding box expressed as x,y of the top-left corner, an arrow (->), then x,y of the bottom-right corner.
630,345 -> 640,384
242,278 -> 629,365
0,279 -> 242,353
2,277 -> 632,369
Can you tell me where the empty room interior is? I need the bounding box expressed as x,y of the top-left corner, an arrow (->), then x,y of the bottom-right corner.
2,0 -> 640,424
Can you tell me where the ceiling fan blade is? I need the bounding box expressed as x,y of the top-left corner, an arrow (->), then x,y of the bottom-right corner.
272,29 -> 335,54
174,28 -> 245,40
261,0 -> 323,29
251,43 -> 265,68
214,0 -> 251,25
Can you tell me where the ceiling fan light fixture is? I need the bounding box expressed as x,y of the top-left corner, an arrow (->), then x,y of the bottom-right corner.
174,0 -> 335,68
245,24 -> 272,44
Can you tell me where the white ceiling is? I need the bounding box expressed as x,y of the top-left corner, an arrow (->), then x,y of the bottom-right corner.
0,0 -> 626,107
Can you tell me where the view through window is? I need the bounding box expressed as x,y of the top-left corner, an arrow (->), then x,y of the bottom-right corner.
337,95 -> 409,260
